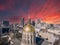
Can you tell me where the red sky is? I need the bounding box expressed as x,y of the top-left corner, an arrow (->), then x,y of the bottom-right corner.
0,0 -> 60,24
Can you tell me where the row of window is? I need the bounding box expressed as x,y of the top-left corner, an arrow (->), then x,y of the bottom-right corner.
22,33 -> 35,44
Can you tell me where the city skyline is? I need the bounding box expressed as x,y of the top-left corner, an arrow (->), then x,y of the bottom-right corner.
0,14 -> 60,45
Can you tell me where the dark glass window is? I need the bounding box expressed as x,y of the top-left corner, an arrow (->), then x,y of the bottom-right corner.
2,28 -> 9,33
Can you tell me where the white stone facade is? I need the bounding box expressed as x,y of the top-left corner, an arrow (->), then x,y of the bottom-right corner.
21,32 -> 36,45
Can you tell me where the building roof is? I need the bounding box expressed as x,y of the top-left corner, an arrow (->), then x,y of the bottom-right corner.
23,23 -> 35,32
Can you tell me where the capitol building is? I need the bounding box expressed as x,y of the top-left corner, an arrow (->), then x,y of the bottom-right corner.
20,19 -> 44,45
21,23 -> 36,45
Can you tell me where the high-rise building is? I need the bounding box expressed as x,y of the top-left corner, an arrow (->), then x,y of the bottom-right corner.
31,20 -> 35,26
20,18 -> 24,27
21,19 -> 36,45
3,20 -> 9,26
0,20 -> 11,45
35,19 -> 42,24
27,17 -> 31,24
1,20 -> 10,34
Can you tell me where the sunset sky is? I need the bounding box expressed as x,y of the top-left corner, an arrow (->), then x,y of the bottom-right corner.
0,0 -> 60,24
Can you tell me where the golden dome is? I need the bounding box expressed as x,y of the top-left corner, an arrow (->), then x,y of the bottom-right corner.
23,23 -> 35,32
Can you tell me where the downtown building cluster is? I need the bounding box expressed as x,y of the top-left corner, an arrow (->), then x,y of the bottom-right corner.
0,18 -> 60,45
